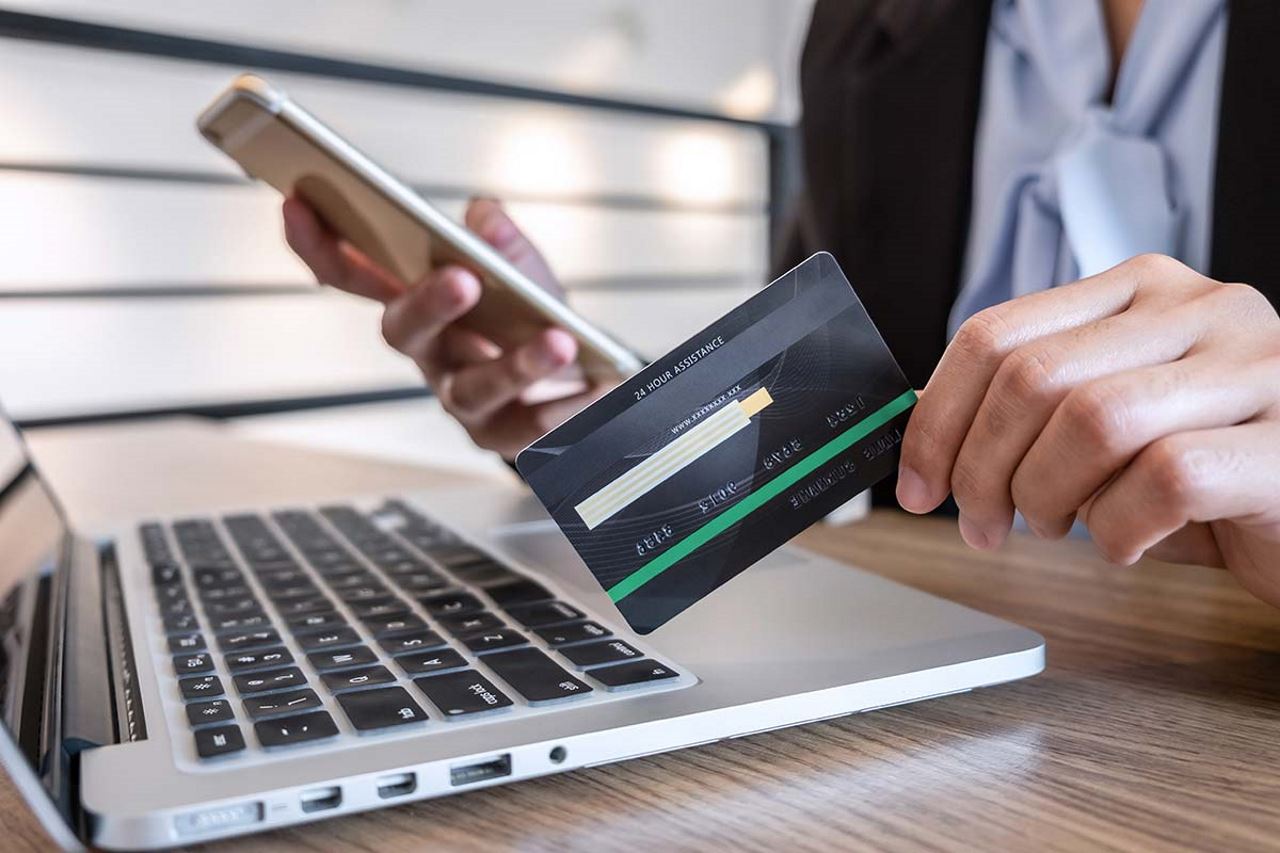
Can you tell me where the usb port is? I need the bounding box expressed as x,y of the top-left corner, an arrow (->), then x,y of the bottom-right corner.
450,754 -> 511,787
376,772 -> 417,799
299,786 -> 342,813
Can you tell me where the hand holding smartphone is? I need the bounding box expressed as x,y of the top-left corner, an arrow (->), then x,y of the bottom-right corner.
197,74 -> 642,457
197,74 -> 643,385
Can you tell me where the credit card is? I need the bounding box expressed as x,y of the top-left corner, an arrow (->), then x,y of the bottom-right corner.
515,252 -> 916,634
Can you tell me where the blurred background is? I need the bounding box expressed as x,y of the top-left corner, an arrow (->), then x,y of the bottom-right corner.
0,1 -> 813,471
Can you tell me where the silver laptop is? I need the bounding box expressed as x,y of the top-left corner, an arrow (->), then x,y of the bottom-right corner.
0,405 -> 1043,849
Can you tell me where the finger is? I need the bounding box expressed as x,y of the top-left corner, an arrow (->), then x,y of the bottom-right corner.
472,382 -> 613,460
381,266 -> 480,355
949,303 -> 1204,549
436,326 -> 502,368
464,198 -> 561,296
283,197 -> 404,303
1013,351 -> 1273,538
444,328 -> 577,423
898,264 -> 1142,514
405,326 -> 499,391
1083,421 -> 1280,566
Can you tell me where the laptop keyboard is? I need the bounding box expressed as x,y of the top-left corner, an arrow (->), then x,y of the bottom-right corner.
139,500 -> 682,762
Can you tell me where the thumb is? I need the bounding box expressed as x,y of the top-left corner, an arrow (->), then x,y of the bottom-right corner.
465,197 -> 563,297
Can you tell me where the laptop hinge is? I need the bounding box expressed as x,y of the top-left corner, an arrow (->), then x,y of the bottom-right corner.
48,534 -> 137,841
96,541 -> 147,746
59,535 -> 117,746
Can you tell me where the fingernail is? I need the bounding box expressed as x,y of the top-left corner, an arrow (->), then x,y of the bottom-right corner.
483,216 -> 516,247
440,270 -> 479,309
535,330 -> 575,369
895,466 -> 931,513
957,513 -> 991,550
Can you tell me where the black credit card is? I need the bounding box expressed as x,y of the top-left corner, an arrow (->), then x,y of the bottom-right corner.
515,253 -> 916,634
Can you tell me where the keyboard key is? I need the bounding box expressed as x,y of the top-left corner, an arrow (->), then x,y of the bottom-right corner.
194,567 -> 243,588
173,652 -> 214,675
437,612 -> 503,636
140,521 -> 171,552
254,710 -> 338,748
378,630 -> 445,655
312,564 -> 365,581
244,689 -> 323,720
154,583 -> 188,604
301,552 -> 354,568
296,627 -> 361,652
167,632 -> 205,654
337,687 -> 428,731
287,611 -> 345,633
194,724 -> 245,759
160,598 -> 193,617
362,614 -> 426,638
265,583 -> 321,603
324,570 -> 379,589
423,545 -> 489,569
483,648 -> 592,704
534,621 -> 611,646
252,559 -> 302,576
460,628 -> 527,654
321,665 -> 396,693
419,591 -> 484,617
590,659 -> 679,690
414,670 -> 512,717
163,613 -> 199,634
205,597 -> 262,618
178,674 -> 224,700
379,557 -> 429,576
234,667 -> 307,696
218,629 -> 281,652
258,569 -> 311,589
151,562 -> 181,586
449,560 -> 523,587
198,584 -> 253,602
388,571 -> 447,593
505,601 -> 584,628
348,600 -> 407,621
484,579 -> 553,608
560,639 -> 643,669
245,547 -> 290,564
210,613 -> 271,634
186,555 -> 238,568
394,648 -> 467,676
274,596 -> 332,617
186,699 -> 235,726
307,646 -> 378,671
335,586 -> 388,603
367,547 -> 415,568
225,647 -> 293,673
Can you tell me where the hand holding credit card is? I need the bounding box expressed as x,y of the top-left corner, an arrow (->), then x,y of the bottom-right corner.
516,253 -> 917,633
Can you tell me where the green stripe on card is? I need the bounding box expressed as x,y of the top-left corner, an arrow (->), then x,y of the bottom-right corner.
607,388 -> 917,603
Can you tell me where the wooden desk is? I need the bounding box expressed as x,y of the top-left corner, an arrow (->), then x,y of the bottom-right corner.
6,420 -> 1280,851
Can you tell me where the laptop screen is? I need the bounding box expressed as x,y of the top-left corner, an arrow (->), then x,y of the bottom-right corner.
0,415 -> 68,770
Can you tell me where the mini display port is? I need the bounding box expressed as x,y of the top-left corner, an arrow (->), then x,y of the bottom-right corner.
376,772 -> 418,799
299,786 -> 342,813
450,754 -> 512,786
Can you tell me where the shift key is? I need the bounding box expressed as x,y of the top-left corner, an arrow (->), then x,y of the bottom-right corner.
483,648 -> 592,704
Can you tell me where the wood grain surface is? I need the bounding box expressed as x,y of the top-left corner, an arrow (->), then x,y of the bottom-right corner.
6,420 -> 1280,851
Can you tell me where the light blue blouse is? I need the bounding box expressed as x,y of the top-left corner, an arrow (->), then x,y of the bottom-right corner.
949,0 -> 1228,335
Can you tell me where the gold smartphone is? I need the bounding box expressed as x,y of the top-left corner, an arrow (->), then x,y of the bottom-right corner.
197,74 -> 643,382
